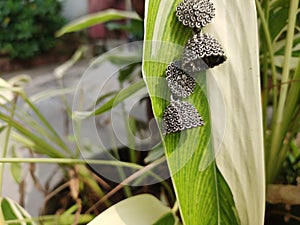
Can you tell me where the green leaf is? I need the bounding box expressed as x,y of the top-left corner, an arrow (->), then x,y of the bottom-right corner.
56,9 -> 142,37
143,0 -> 264,225
74,80 -> 146,118
106,19 -> 144,40
268,5 -> 289,40
94,91 -> 118,106
21,94 -> 73,156
118,62 -> 141,83
87,194 -> 177,225
93,80 -> 145,115
10,146 -> 23,184
0,125 -> 6,134
144,144 -> 164,164
1,197 -> 37,225
153,213 -> 178,225
91,53 -> 142,68
0,111 -> 65,158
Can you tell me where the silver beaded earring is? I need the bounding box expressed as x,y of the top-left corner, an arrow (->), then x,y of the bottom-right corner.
161,0 -> 226,135
162,97 -> 204,135
181,32 -> 227,72
165,61 -> 196,98
176,0 -> 215,31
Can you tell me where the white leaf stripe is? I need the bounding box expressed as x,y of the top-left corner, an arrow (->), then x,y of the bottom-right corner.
1,198 -> 36,225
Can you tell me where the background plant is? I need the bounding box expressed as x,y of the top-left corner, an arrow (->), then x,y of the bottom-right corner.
0,0 -> 65,59
256,0 -> 300,223
257,0 -> 300,184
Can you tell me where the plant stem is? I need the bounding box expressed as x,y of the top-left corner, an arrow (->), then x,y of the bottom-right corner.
267,0 -> 299,183
0,112 -> 65,158
274,110 -> 300,183
22,94 -> 73,156
86,157 -> 166,213
120,82 -> 137,164
172,201 -> 179,213
259,0 -> 270,148
108,122 -> 133,198
275,0 -> 299,126
0,157 -> 142,168
5,214 -> 93,224
261,39 -> 269,148
262,0 -> 270,21
255,0 -> 278,138
0,97 -> 17,196
280,58 -> 300,138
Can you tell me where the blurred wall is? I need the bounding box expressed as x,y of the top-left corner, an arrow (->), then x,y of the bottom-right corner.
88,0 -> 125,39
61,0 -> 88,21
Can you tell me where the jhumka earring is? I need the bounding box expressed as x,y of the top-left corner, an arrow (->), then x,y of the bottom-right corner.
162,0 -> 226,134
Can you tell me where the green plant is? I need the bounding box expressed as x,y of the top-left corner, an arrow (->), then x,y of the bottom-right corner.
256,0 -> 300,184
0,0 -> 65,59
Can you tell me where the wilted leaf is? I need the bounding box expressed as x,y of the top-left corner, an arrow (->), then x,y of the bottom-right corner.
0,78 -> 14,105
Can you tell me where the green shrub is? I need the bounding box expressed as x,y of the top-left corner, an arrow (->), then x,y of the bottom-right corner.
0,0 -> 65,59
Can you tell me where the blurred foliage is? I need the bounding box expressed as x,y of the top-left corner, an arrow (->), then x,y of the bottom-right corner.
0,0 -> 65,59
257,0 -> 300,184
106,19 -> 144,41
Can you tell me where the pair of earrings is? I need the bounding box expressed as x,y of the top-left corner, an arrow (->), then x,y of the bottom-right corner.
162,0 -> 226,135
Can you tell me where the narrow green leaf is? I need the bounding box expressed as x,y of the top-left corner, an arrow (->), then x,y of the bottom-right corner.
143,0 -> 264,225
74,80 -> 145,119
94,91 -> 118,106
82,80 -> 145,117
0,112 -> 65,158
10,163 -> 22,184
54,46 -> 87,79
56,9 -> 141,37
144,144 -> 164,163
87,194 -> 176,225
118,63 -> 141,83
21,94 -> 72,156
0,125 -> 6,134
29,87 -> 75,103
91,54 -> 142,68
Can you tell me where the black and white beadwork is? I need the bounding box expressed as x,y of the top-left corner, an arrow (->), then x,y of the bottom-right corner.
161,0 -> 227,135
176,0 -> 215,29
162,99 -> 204,134
181,33 -> 226,72
166,61 -> 196,98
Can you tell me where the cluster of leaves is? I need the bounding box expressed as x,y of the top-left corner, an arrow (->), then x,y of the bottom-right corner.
0,0 -> 65,59
257,0 -> 300,184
